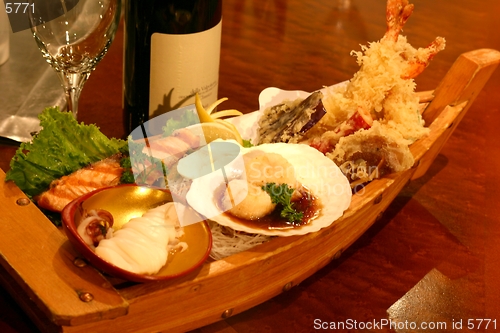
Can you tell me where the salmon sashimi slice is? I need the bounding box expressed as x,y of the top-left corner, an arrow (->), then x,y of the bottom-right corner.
145,128 -> 201,161
35,156 -> 124,212
147,137 -> 191,165
140,127 -> 202,169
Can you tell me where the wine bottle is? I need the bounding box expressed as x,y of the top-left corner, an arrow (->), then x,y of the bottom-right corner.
123,0 -> 222,135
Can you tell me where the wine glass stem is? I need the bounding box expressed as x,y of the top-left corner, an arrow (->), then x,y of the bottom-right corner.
56,71 -> 91,119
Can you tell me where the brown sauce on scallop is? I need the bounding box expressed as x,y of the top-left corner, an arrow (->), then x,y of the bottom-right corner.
215,183 -> 321,231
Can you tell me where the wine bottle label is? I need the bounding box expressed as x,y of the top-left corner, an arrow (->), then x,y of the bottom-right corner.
149,20 -> 222,119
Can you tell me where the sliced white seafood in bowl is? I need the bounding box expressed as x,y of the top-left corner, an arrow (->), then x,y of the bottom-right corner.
61,184 -> 212,282
185,140 -> 352,236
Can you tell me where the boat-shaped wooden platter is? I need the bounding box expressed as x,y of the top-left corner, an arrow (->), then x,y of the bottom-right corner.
0,48 -> 499,333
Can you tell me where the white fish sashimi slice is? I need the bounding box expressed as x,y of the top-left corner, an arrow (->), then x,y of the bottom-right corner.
104,236 -> 167,275
114,227 -> 169,250
124,217 -> 176,244
94,246 -> 136,272
116,237 -> 168,267
142,208 -> 166,220
92,202 -> 189,275
95,240 -> 140,273
144,203 -> 182,227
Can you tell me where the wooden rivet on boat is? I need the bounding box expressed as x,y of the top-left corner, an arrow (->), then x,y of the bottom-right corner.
79,292 -> 94,302
73,258 -> 87,268
101,281 -> 112,289
16,198 -> 30,206
376,211 -> 384,221
282,282 -> 293,292
221,308 -> 233,319
332,250 -> 342,260
374,194 -> 383,204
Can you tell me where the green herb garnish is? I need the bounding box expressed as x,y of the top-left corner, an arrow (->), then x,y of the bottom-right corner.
121,138 -> 166,185
262,183 -> 303,225
119,156 -> 134,184
162,108 -> 199,137
242,139 -> 254,148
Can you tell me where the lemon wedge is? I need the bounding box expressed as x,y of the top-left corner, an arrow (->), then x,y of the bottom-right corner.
214,119 -> 243,143
194,93 -> 244,145
200,122 -> 243,145
195,94 -> 215,123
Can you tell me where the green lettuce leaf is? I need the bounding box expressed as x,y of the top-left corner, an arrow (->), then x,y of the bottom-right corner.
162,107 -> 199,137
5,107 -> 127,197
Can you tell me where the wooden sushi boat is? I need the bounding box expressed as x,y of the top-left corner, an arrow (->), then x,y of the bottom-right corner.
0,48 -> 499,333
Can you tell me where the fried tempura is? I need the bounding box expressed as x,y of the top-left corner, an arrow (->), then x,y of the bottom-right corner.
307,0 -> 445,184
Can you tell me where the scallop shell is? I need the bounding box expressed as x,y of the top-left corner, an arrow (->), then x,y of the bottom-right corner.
185,141 -> 352,236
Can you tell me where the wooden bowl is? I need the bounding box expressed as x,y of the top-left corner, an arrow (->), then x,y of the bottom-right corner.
61,184 -> 212,283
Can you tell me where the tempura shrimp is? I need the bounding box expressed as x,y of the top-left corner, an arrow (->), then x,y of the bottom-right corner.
400,37 -> 446,79
383,0 -> 446,79
384,0 -> 414,43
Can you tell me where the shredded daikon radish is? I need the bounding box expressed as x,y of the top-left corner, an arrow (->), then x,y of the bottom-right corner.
208,221 -> 272,260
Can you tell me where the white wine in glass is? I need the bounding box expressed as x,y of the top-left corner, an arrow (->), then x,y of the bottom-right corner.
28,0 -> 122,119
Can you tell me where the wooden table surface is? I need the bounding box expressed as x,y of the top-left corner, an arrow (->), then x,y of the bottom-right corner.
1,0 -> 500,332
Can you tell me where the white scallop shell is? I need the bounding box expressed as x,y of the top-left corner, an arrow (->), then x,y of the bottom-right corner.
186,141 -> 352,236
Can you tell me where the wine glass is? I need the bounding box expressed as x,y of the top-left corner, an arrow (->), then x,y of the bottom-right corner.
28,0 -> 122,119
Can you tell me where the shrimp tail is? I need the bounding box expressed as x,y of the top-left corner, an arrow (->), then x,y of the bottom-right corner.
401,37 -> 446,79
384,0 -> 414,42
